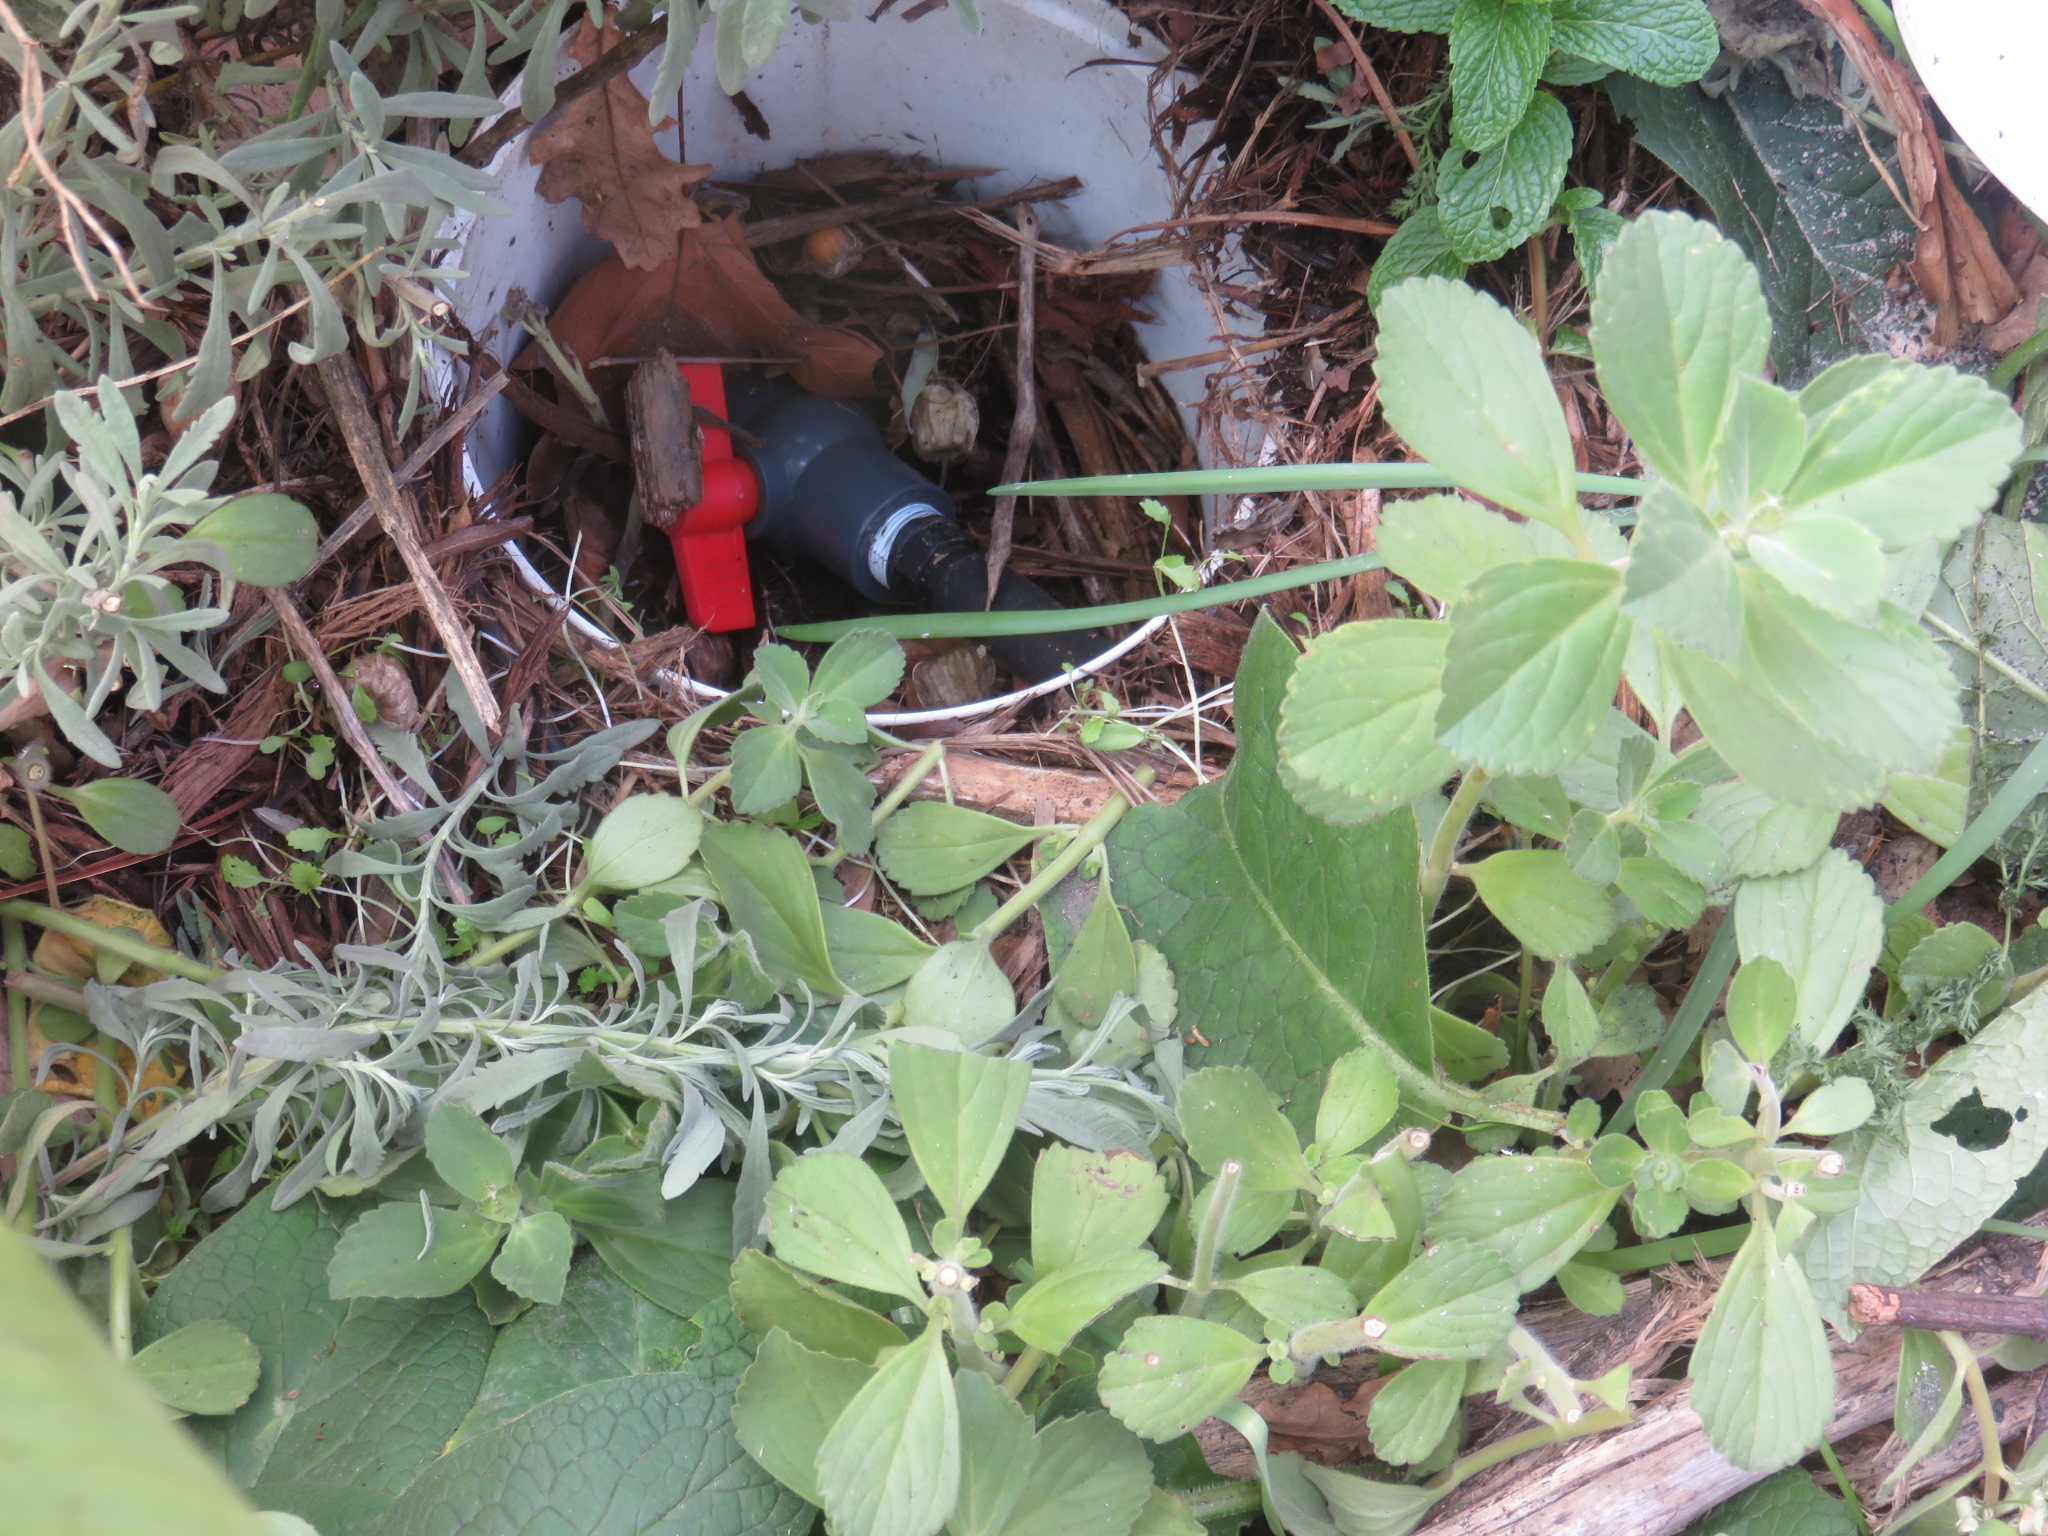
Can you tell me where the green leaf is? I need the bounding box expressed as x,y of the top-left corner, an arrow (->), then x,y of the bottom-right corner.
1882,726 -> 1970,848
1054,876 -> 1139,1029
1683,1157 -> 1755,1205
767,1151 -> 927,1305
1334,0 -> 1455,30
1800,988 -> 2048,1319
1,1225 -> 273,1536
328,1202 -> 502,1299
814,1322 -> 961,1536
1785,354 -> 2022,545
187,493 -> 320,586
578,1174 -> 734,1321
875,802 -> 1040,896
1225,1264 -> 1358,1331
1733,849 -> 1882,1055
1782,1078 -> 1874,1138
1317,1047 -> 1399,1160
1111,617 -> 1433,1107
819,904 -> 933,992
1716,375 -> 1811,515
1615,856 -> 1705,930
1467,850 -> 1617,957
733,1328 -> 875,1505
891,1041 -> 1033,1222
382,1369 -> 810,1536
1362,1239 -> 1518,1358
1367,1359 -> 1466,1465
1483,775 -> 1573,840
1690,1219 -> 1831,1472
1374,272 -> 1578,529
1436,560 -> 1630,774
424,1101 -> 516,1204
1299,1460 -> 1441,1536
491,1211 -> 574,1304
53,777 -> 181,856
902,939 -> 1015,1046
1891,1328 -> 1959,1463
1447,0 -> 1552,152
809,628 -> 905,708
731,1248 -> 908,1363
1435,88 -> 1573,264
1365,207 -> 1469,308
1556,1260 -> 1626,1316
1621,489 -> 1744,659
1373,494 -> 1538,601
454,1251 -> 702,1444
1032,1146 -> 1170,1275
1099,1316 -> 1265,1440
1550,0 -> 1717,85
1543,965 -> 1599,1064
700,820 -> 845,994
584,794 -> 702,891
1008,1250 -> 1171,1352
1431,1154 -> 1619,1289
951,1374 -> 1154,1536
1726,956 -> 1796,1065
1693,781 -> 1836,880
0,824 -> 33,880
130,1319 -> 262,1416
732,724 -> 803,814
1279,619 -> 1459,820
1179,1065 -> 1317,1193
1745,514 -> 1886,623
1679,1470 -> 1857,1536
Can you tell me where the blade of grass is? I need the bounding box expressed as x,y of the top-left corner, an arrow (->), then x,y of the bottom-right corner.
1607,917 -> 1738,1137
1888,730 -> 2048,926
993,464 -> 1645,499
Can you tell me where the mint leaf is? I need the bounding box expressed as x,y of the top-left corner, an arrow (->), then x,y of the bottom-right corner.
1366,207 -> 1468,308
1279,619 -> 1459,819
1592,212 -> 1769,501
1691,1220 -> 1831,1472
1333,0 -> 1456,28
381,1370 -> 810,1536
1448,0 -> 1552,151
1436,89 -> 1573,264
1111,617 -> 1433,1108
1550,0 -> 1718,86
1375,265 -> 1579,528
1436,559 -> 1630,774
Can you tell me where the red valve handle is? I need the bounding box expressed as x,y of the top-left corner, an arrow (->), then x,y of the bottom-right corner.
670,364 -> 761,632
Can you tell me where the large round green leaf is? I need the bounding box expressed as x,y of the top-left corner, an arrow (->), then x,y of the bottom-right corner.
186,493 -> 320,587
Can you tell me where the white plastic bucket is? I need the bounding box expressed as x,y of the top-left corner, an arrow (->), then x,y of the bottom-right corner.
441,0 -> 1235,724
1897,1 -> 2048,223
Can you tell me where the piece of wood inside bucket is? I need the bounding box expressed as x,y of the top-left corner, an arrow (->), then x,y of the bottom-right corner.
625,349 -> 701,530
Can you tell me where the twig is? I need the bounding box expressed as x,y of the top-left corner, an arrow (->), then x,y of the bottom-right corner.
457,17 -> 670,168
265,590 -> 422,814
1850,1283 -> 2048,1338
1108,209 -> 1400,241
794,160 -> 960,321
986,206 -> 1040,606
315,353 -> 505,737
1308,0 -> 1418,169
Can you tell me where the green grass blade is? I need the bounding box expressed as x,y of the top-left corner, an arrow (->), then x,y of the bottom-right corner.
1607,916 -> 1738,1137
993,464 -> 1646,499
1887,729 -> 2048,927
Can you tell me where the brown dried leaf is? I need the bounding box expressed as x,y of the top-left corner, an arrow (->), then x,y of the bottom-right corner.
528,19 -> 713,271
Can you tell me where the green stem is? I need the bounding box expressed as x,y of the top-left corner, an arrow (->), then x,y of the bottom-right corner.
108,1222 -> 133,1359
1422,769 -> 1492,914
1591,928 -> 1654,1007
1889,728 -> 2048,928
968,782 -> 1144,943
1925,612 -> 2048,710
1981,1218 -> 2048,1240
1939,1330 -> 2006,1504
5,918 -> 27,1092
687,766 -> 732,806
1608,917 -> 1737,1137
1178,1480 -> 1265,1526
0,901 -> 222,984
1818,1437 -> 1872,1536
459,881 -> 594,971
1184,1159 -> 1241,1317
992,464 -> 1646,501
1991,327 -> 2048,394
1426,1408 -> 1632,1490
1000,1345 -> 1047,1400
1572,1222 -> 1750,1272
1850,0 -> 1903,54
824,742 -> 948,872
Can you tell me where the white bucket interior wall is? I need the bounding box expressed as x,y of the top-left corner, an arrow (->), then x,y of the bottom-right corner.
446,0 -> 1230,491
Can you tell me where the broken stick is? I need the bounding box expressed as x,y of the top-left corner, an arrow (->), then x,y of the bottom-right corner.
1848,1282 -> 2048,1338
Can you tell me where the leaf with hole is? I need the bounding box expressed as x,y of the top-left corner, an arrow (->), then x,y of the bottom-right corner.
1435,89 -> 1574,265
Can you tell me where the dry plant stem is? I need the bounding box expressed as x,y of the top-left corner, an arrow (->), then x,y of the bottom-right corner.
266,590 -> 422,815
4,971 -> 86,1011
0,900 -> 224,983
986,207 -> 1040,606
1307,0 -> 1419,169
25,793 -> 59,908
1849,1283 -> 2048,1338
458,17 -> 670,167
1939,1331 -> 2007,1504
315,353 -> 505,737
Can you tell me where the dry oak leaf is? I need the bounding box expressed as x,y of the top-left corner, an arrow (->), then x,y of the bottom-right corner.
528,18 -> 712,271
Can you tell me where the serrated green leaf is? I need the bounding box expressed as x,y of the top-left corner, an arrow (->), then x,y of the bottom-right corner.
1727,956 -> 1795,1065
1280,619 -> 1459,819
491,1211 -> 573,1304
1055,874 -> 1139,1029
891,1041 -> 1032,1222
1693,780 -> 1836,879
1550,0 -> 1717,85
1032,1146 -> 1169,1275
1436,89 -> 1573,265
733,1328 -> 874,1505
1335,0 -> 1455,29
1180,1065 -> 1317,1192
1367,1358 -> 1466,1465
809,628 -> 905,709
1882,725 -> 1970,848
1431,1154 -> 1619,1288
1099,1316 -> 1264,1440
1543,965 -> 1600,1064
1592,213 -> 1768,499
130,1319 -> 262,1416
1690,1219 -> 1831,1472
1361,1239 -> 1518,1358
1716,375 -> 1811,516
814,1322 -> 960,1536
1374,272 -> 1578,528
1374,493 -> 1538,602
1734,849 -> 1881,1055
585,794 -> 702,891
1436,560 -> 1629,774
1110,617 -> 1433,1105
328,1202 -> 501,1299
1468,849 -> 1617,957
953,1371 -> 1036,1536
1678,1469 -> 1856,1536
382,1368 -> 809,1536
1620,487 -> 1743,656
875,802 -> 1041,896
1556,1259 -> 1625,1316
1745,514 -> 1886,623
1366,207 -> 1469,307
1448,0 -> 1552,151
1009,1250 -> 1171,1352
1783,1078 -> 1874,1138
731,723 -> 803,814
1225,1263 -> 1358,1331
1615,856 -> 1705,930
730,1248 -> 907,1363
424,1102 -> 515,1204
951,1375 -> 1154,1536
767,1151 -> 926,1304
1786,353 -> 2021,545
700,820 -> 845,994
